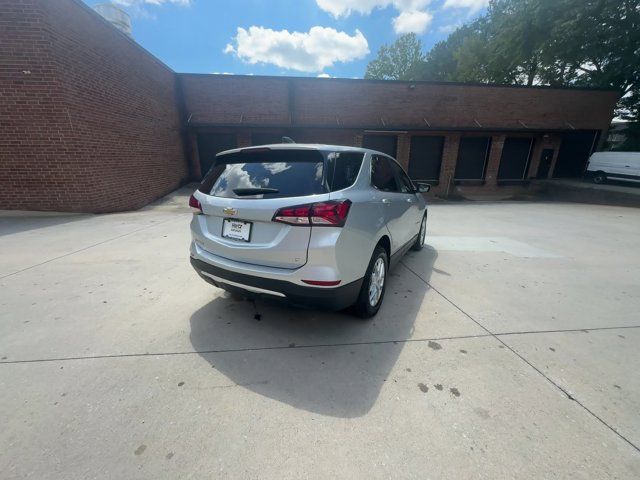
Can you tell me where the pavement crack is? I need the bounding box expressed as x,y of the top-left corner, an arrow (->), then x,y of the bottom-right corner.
0,333 -> 494,366
400,260 -> 640,455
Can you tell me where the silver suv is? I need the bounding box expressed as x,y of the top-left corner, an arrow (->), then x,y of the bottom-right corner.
189,144 -> 429,318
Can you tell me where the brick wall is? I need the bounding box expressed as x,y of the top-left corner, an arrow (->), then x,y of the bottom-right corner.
181,75 -> 617,199
1,0 -> 619,212
0,0 -> 188,213
179,74 -> 618,132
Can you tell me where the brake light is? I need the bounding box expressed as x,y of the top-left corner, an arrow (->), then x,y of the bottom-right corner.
273,200 -> 351,227
189,194 -> 203,214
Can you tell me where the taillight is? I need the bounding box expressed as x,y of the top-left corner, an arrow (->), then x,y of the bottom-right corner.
273,200 -> 351,227
189,194 -> 203,214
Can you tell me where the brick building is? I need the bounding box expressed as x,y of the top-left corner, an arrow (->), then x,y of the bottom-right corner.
0,0 -> 619,212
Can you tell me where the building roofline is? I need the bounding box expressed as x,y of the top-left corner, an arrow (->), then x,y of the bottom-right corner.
187,122 -> 602,134
70,0 -> 175,74
68,1 -> 618,95
178,72 -> 620,94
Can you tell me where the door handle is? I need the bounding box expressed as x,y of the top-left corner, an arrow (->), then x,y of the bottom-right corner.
381,198 -> 391,204
406,198 -> 415,203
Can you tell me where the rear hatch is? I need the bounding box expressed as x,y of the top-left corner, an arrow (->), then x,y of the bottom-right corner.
193,147 -> 329,269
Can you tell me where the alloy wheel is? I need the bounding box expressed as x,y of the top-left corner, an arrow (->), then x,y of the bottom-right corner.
368,257 -> 386,307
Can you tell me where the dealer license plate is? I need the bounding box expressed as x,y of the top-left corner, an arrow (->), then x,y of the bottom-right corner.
222,219 -> 252,242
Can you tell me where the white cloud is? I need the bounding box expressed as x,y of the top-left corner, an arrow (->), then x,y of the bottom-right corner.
316,0 -> 430,17
224,26 -> 369,73
110,0 -> 190,18
113,0 -> 191,6
438,22 -> 462,34
317,73 -> 332,78
442,0 -> 489,13
392,10 -> 433,34
316,1 -> 433,35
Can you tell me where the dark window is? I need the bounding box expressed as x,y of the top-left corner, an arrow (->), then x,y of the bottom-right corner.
498,137 -> 534,180
200,150 -> 325,199
325,152 -> 364,191
251,132 -> 284,146
196,134 -> 237,178
292,131 -> 353,146
454,137 -> 491,180
371,155 -> 399,192
536,148 -> 554,179
388,160 -> 415,193
408,136 -> 445,182
363,135 -> 398,158
553,130 -> 599,178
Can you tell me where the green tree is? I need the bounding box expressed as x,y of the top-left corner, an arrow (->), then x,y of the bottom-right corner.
405,0 -> 640,120
365,33 -> 425,80
407,22 -> 486,82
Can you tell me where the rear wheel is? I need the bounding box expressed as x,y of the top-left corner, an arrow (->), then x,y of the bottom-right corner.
354,246 -> 388,318
593,171 -> 607,184
411,213 -> 427,251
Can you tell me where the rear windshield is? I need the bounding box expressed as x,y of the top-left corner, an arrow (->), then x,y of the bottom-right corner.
198,149 -> 364,199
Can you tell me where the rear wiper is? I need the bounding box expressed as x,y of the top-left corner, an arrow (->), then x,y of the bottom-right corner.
233,187 -> 280,196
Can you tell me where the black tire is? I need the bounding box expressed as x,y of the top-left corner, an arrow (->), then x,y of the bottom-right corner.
411,213 -> 427,251
593,172 -> 607,184
354,246 -> 388,319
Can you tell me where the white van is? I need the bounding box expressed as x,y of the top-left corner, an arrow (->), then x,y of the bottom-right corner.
586,152 -> 640,184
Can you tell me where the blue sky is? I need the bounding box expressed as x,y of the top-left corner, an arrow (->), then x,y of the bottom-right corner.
83,0 -> 488,78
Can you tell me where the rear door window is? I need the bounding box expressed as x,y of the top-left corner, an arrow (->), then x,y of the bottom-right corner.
199,150 -> 325,199
371,155 -> 400,192
325,152 -> 364,191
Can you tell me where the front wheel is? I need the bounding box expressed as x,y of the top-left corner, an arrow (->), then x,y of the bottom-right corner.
354,246 -> 388,318
411,213 -> 427,251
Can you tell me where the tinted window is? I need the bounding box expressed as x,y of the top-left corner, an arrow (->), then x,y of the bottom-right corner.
389,160 -> 415,193
196,133 -> 237,178
251,132 -> 284,146
371,156 -> 399,192
326,152 -> 364,191
363,135 -> 398,157
199,150 -> 325,199
498,137 -> 534,180
455,137 -> 491,180
408,136 -> 444,181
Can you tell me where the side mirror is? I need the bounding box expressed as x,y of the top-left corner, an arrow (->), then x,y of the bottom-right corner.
416,182 -> 431,193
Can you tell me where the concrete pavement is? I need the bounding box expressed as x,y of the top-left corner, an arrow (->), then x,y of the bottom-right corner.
1,194 -> 639,479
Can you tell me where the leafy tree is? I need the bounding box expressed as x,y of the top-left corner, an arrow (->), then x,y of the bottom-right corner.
370,0 -> 640,120
407,22 -> 486,82
542,0 -> 640,118
365,33 -> 425,80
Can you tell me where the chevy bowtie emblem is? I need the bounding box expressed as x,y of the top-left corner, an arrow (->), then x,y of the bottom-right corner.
223,207 -> 237,216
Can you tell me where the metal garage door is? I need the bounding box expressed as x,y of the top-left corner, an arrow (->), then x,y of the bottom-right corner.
553,131 -> 599,178
408,136 -> 445,182
363,135 -> 398,158
251,132 -> 285,146
197,133 -> 237,178
497,137 -> 534,180
454,137 -> 492,181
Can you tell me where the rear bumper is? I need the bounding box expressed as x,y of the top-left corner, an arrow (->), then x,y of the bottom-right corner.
190,257 -> 363,311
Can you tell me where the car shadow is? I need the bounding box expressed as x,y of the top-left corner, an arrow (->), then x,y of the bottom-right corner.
189,245 -> 438,418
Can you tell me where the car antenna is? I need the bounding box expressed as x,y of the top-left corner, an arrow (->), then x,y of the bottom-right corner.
282,136 -> 295,143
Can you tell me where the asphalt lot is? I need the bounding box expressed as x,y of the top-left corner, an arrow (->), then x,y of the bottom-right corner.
1,190 -> 639,479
